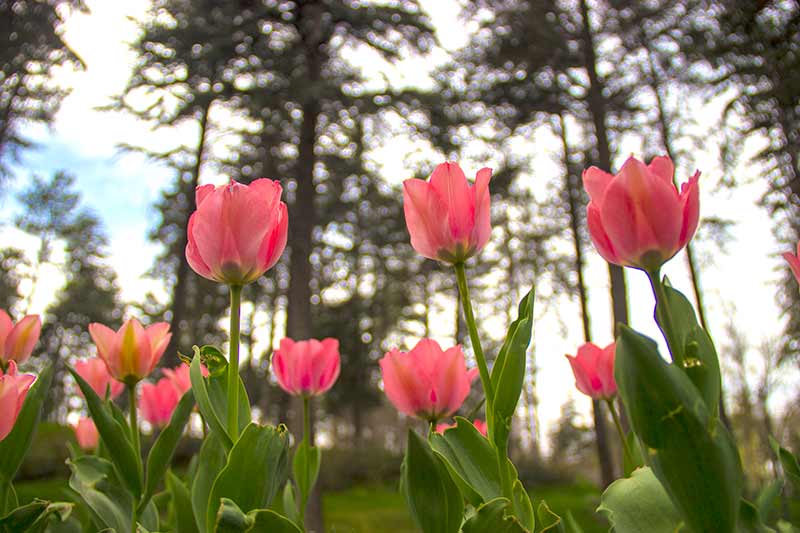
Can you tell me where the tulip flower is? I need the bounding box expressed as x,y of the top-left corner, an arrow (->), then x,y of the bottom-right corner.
380,338 -> 478,422
140,378 -> 180,428
583,155 -> 700,271
163,362 -> 206,396
185,179 -> 288,286
403,162 -> 492,264
272,338 -> 340,397
0,361 -> 36,441
566,342 -> 617,400
88,319 -> 171,385
74,357 -> 124,400
783,242 -> 800,286
74,417 -> 99,451
0,310 -> 41,367
436,419 -> 488,436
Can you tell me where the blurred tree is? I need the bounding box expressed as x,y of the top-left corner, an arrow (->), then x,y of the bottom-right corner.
0,247 -> 28,312
0,0 -> 85,179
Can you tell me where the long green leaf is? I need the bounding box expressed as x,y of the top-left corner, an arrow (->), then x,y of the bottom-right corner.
166,470 -> 198,533
597,467 -> 684,533
191,433 -> 226,533
67,455 -> 132,533
214,498 -> 301,533
190,353 -> 232,450
462,498 -> 528,533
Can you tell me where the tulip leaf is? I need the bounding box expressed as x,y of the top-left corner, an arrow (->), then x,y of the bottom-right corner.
430,416 -> 501,506
655,280 -> 721,415
0,499 -> 73,533
401,429 -> 463,533
67,366 -> 143,498
281,482 -> 300,526
597,466 -> 684,533
770,436 -> 800,492
512,479 -> 535,532
292,440 -> 321,511
191,433 -> 226,533
535,501 -> 563,533
0,362 -> 54,484
615,325 -> 743,532
205,362 -> 252,435
140,389 -> 195,511
68,455 -> 133,533
214,498 -> 301,533
462,498 -> 528,533
206,423 -> 291,533
491,289 -> 534,449
166,470 -> 198,533
190,352 -> 233,450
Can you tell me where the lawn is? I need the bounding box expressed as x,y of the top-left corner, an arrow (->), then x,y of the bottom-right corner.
16,478 -> 606,532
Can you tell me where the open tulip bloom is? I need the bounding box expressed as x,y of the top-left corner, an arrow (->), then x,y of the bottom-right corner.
0,310 -> 41,368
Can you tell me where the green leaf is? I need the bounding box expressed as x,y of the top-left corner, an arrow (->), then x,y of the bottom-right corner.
430,417 -> 501,506
512,479 -> 534,532
401,429 -> 463,533
191,433 -> 227,533
770,437 -> 800,492
563,511 -> 584,533
622,431 -> 645,477
214,498 -> 301,533
281,482 -> 300,526
615,325 -> 743,532
739,498 -> 776,533
166,470 -> 198,533
0,362 -> 54,483
141,389 -> 195,511
491,290 -> 534,431
68,455 -> 132,533
0,499 -> 73,533
656,281 -> 721,415
535,501 -> 563,533
462,498 -> 528,533
67,366 -> 143,498
598,467 -> 684,533
205,364 -> 252,436
206,423 -> 291,533
292,440 -> 320,508
756,479 -> 783,524
190,352 -> 233,451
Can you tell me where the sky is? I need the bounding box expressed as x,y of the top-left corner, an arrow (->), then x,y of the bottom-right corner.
1,0 -> 796,445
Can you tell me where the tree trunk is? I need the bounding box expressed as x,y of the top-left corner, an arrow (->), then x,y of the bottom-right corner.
557,114 -> 616,487
165,101 -> 212,365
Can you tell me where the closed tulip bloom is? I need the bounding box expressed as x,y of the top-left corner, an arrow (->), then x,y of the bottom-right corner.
88,319 -> 171,385
380,339 -> 478,422
74,357 -> 124,400
583,155 -> 700,271
403,162 -> 492,264
186,179 -> 288,285
566,342 -> 617,400
74,417 -> 99,451
0,310 -> 41,366
783,242 -> 800,286
0,361 -> 36,441
272,338 -> 340,397
140,378 -> 180,428
162,363 -> 206,396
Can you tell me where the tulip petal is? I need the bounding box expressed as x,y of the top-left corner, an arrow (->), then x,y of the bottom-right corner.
0,310 -> 12,354
429,162 -> 474,242
648,156 -> 675,184
255,202 -> 288,279
186,214 -> 215,281
678,171 -> 701,248
582,166 -> 615,202
586,203 -> 621,265
403,178 -> 448,260
195,184 -> 216,207
89,323 -> 122,377
471,167 -> 492,252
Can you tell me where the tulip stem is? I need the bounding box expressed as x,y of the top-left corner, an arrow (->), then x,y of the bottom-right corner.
303,396 -> 311,447
646,269 -> 684,366
227,284 -> 243,440
128,384 -> 140,533
606,398 -> 634,471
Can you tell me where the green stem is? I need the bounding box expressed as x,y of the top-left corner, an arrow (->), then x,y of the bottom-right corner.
0,480 -> 9,515
299,396 -> 312,528
303,396 -> 311,447
645,269 -> 683,365
128,384 -> 140,533
606,398 -> 634,469
227,284 -> 243,440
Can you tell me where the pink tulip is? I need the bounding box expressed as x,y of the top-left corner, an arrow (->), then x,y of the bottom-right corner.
566,342 -> 617,400
783,242 -> 800,285
186,179 -> 288,285
583,155 -> 700,271
403,162 -> 492,264
271,338 -> 340,397
74,417 -> 99,450
162,363 -> 206,396
0,310 -> 41,366
140,378 -> 180,428
380,339 -> 478,422
0,361 -> 36,441
74,357 -> 124,400
436,419 -> 488,436
88,319 -> 171,385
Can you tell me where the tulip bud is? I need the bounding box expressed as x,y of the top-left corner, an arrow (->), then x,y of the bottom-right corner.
74,357 -> 124,400
380,339 -> 478,422
583,155 -> 700,271
783,242 -> 800,286
162,362 -> 206,396
271,338 -> 340,397
403,162 -> 492,264
88,319 -> 171,385
566,342 -> 617,400
0,361 -> 36,441
0,310 -> 41,366
73,417 -> 99,451
186,179 -> 288,285
140,378 -> 180,428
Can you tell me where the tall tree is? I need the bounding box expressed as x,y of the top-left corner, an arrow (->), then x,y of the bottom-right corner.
0,247 -> 27,312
